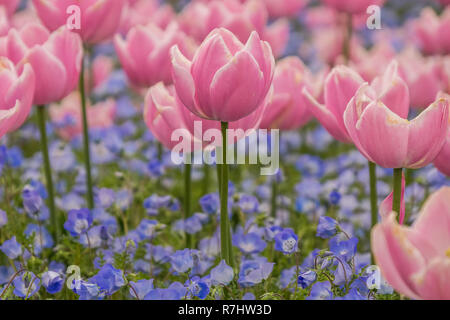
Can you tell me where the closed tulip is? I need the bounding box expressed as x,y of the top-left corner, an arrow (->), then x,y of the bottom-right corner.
5,24 -> 82,105
171,28 -> 274,123
0,57 -> 35,138
115,23 -> 196,88
0,0 -> 19,16
433,92 -> 450,176
32,0 -> 126,44
260,56 -> 313,130
372,186 -> 450,300
344,83 -> 448,169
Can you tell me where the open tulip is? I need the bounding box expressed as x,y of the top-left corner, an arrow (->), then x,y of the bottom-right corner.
120,0 -> 174,34
32,0 -> 126,44
433,92 -> 450,176
304,61 -> 410,143
171,28 -> 274,123
115,22 -> 196,88
372,186 -> 450,300
344,83 -> 448,169
260,56 -> 313,130
5,23 -> 82,105
0,57 -> 35,139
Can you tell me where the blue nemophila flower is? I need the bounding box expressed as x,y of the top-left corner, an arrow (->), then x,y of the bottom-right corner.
199,193 -> 220,214
115,189 -> 133,211
264,225 -> 283,241
186,276 -> 210,299
306,281 -> 333,300
73,280 -> 105,300
0,266 -> 13,285
49,261 -> 66,274
22,185 -> 43,216
89,264 -> 126,296
330,236 -> 358,262
329,190 -> 341,205
41,271 -> 64,294
50,142 -> 75,172
136,219 -> 158,240
0,209 -> 7,227
333,258 -> 353,286
237,194 -> 259,214
0,236 -> 22,259
171,249 -> 194,273
6,146 -> 22,168
274,228 -> 298,255
144,194 -> 172,216
145,288 -> 181,300
24,224 -> 54,254
298,270 -> 317,289
129,279 -> 154,300
316,216 -> 338,239
95,188 -> 115,209
278,267 -> 296,289
242,292 -> 256,300
233,231 -> 266,255
335,288 -> 366,300
238,259 -> 274,287
64,208 -> 93,237
210,260 -> 234,285
147,159 -> 165,177
13,271 -> 40,298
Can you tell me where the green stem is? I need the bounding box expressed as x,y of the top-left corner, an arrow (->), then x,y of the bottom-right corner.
79,48 -> 94,209
368,161 -> 378,265
392,168 -> 403,219
220,122 -> 233,267
184,163 -> 192,248
270,180 -> 277,218
36,105 -> 60,240
342,13 -> 353,65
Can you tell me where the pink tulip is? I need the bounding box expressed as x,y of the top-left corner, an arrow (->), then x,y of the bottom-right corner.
49,92 -> 116,141
32,0 -> 126,44
262,19 -> 289,58
115,22 -> 196,88
433,92 -> 450,177
397,48 -> 444,109
439,7 -> 450,54
344,82 -> 449,169
0,57 -> 35,139
372,186 -> 450,300
262,0 -> 306,18
144,82 -> 267,150
0,0 -> 19,16
411,8 -> 442,55
91,55 -> 114,90
321,0 -> 385,15
305,61 -> 410,144
120,0 -> 174,33
171,28 -> 274,123
0,7 -> 9,36
260,56 -> 313,130
4,23 -> 82,105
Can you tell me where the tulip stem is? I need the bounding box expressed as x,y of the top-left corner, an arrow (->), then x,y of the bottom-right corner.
368,161 -> 378,265
36,105 -> 60,240
392,168 -> 403,219
343,13 -> 353,64
79,48 -> 94,209
220,122 -> 234,267
184,162 -> 192,248
271,179 -> 277,218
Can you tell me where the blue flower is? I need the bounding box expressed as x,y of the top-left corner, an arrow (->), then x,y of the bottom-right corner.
24,224 -> 54,254
199,193 -> 220,214
64,208 -> 93,237
333,258 -> 353,286
89,264 -> 125,296
278,267 -> 296,289
298,270 -> 317,289
144,194 -> 172,215
210,260 -> 234,285
95,188 -> 115,209
171,249 -> 194,273
306,281 -> 333,300
136,219 -> 158,240
316,216 -> 338,239
233,232 -> 266,255
237,194 -> 259,214
335,288 -> 366,300
0,209 -> 7,228
41,271 -> 64,294
264,225 -> 283,241
274,228 -> 298,255
13,271 -> 40,298
22,185 -> 43,217
330,236 -> 358,262
73,280 -> 105,300
329,190 -> 341,205
147,159 -> 165,177
115,189 -> 133,211
238,259 -> 274,287
242,292 -> 256,300
129,279 -> 154,300
0,236 -> 22,259
186,276 -> 210,299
